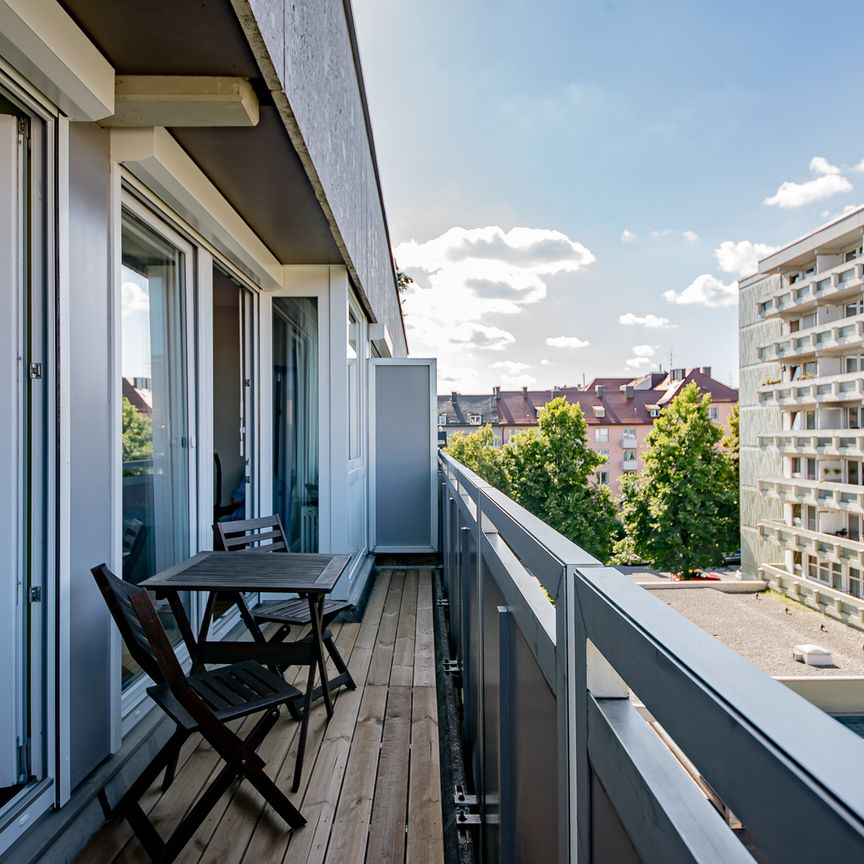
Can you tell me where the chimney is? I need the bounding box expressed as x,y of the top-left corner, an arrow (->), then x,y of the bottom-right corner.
492,385 -> 500,396
522,386 -> 528,396
625,385 -> 634,399
595,384 -> 606,399
451,391 -> 458,404
672,368 -> 685,381
700,366 -> 711,377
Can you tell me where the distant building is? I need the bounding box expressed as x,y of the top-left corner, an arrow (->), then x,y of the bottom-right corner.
740,206 -> 864,628
439,368 -> 737,497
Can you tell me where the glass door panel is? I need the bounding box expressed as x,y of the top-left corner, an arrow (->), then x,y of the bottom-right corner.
272,297 -> 318,552
120,208 -> 192,688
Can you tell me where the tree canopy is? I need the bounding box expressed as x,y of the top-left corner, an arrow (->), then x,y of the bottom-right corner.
613,383 -> 738,577
444,423 -> 509,492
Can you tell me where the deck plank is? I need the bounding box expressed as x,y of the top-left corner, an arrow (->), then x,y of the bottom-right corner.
326,685 -> 388,863
390,571 -> 419,687
365,687 -> 412,864
407,686 -> 444,864
366,573 -> 405,686
414,570 -> 436,687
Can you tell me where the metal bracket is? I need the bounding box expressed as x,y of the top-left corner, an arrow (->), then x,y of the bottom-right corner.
436,597 -> 450,608
454,784 -> 481,830
443,659 -> 462,674
29,586 -> 41,602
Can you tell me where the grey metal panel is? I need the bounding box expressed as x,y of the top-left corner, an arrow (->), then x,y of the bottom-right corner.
67,122 -> 113,789
587,697 -> 751,864
373,363 -> 432,549
510,615 -> 558,864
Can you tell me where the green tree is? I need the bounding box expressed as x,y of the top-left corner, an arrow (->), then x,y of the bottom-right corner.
613,383 -> 737,577
444,424 -> 509,492
122,396 -> 152,469
503,397 -> 619,562
720,402 -> 741,552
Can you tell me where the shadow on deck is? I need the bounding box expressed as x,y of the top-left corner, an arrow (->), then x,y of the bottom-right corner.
76,569 -> 444,864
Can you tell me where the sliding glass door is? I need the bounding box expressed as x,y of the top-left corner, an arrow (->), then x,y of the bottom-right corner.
120,205 -> 194,687
272,298 -> 318,552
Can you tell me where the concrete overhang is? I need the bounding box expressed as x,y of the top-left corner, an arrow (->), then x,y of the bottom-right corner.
103,76 -> 260,128
61,0 -> 342,266
759,206 -> 864,274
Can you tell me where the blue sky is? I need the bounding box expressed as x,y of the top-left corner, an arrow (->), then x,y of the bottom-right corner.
353,0 -> 864,392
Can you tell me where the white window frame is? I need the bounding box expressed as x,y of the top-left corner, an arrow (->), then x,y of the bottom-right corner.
595,428 -> 609,442
114,190 -> 200,729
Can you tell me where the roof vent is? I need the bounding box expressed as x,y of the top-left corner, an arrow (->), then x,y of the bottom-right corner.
792,644 -> 833,667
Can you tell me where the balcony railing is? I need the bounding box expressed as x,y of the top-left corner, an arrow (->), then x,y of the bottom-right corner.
759,369 -> 864,407
759,312 -> 864,363
759,475 -> 864,513
439,452 -> 864,862
759,429 -> 864,457
759,518 -> 864,566
759,260 -> 864,319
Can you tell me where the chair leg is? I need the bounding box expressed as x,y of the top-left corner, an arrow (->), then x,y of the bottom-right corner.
161,730 -> 185,791
292,663 -> 316,793
324,634 -> 356,690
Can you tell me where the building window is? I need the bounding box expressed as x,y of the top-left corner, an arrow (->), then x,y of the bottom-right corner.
595,428 -> 609,442
622,427 -> 636,438
845,354 -> 864,374
120,207 -> 193,688
805,458 -> 816,481
596,471 -> 608,485
708,406 -> 719,421
649,408 -> 660,418
847,407 -> 861,429
832,562 -> 844,591
437,413 -> 448,426
806,506 -> 817,532
468,413 -> 482,425
849,568 -> 862,598
347,308 -> 361,461
623,449 -> 637,463
793,551 -> 803,574
849,514 -> 861,542
272,296 -> 319,553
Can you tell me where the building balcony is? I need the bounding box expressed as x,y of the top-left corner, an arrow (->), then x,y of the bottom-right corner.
759,475 -> 864,514
759,429 -> 864,457
759,518 -> 864,567
758,312 -> 864,363
759,260 -> 864,319
758,369 -> 864,408
621,434 -> 638,448
621,456 -> 638,471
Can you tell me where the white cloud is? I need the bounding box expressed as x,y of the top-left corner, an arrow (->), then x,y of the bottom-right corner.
664,274 -> 738,308
810,156 -> 841,176
650,229 -> 699,242
490,360 -> 530,373
764,156 -> 853,208
619,312 -> 676,329
540,358 -> 550,366
546,336 -> 591,349
397,225 -> 595,389
714,240 -> 778,278
499,373 -> 537,388
122,281 -> 149,315
625,344 -> 658,369
620,229 -> 637,243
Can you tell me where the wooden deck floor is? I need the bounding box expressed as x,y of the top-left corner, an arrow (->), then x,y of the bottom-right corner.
77,569 -> 444,864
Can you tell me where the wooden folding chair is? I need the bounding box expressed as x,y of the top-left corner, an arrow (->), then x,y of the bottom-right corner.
214,515 -> 357,695
91,564 -> 308,864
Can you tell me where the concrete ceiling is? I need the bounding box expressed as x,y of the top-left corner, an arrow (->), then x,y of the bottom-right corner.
61,0 -> 342,265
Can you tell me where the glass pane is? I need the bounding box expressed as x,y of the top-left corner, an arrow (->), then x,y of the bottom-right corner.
121,210 -> 190,688
272,297 -> 318,552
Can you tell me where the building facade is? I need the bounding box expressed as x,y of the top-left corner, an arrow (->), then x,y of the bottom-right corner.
741,207 -> 864,629
0,1 -> 411,857
439,369 -> 738,498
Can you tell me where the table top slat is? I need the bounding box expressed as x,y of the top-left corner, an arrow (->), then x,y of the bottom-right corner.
140,551 -> 351,594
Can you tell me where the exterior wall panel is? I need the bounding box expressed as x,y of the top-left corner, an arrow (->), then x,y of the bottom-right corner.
67,121 -> 113,788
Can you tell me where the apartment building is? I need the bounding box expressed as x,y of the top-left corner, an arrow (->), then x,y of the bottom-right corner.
741,206 -> 864,628
439,369 -> 737,497
0,2 -> 441,859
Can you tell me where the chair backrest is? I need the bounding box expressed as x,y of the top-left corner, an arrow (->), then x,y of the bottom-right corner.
90,564 -> 186,687
214,515 -> 289,553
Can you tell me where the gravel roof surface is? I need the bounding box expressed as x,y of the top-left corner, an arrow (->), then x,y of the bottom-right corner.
660,588 -> 864,677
